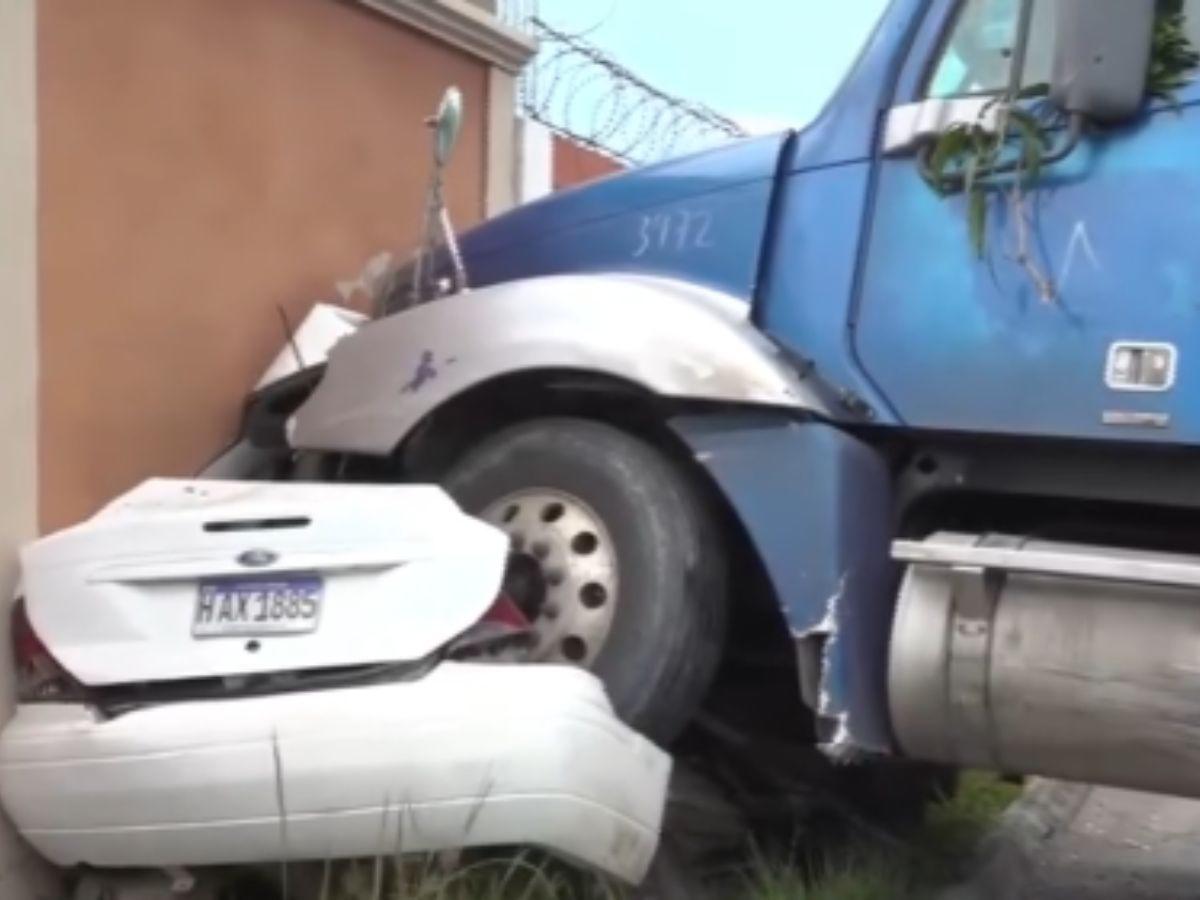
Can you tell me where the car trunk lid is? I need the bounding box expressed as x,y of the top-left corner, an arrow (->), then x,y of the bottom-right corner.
19,479 -> 508,687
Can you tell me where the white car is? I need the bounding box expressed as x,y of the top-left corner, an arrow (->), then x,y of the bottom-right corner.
0,479 -> 670,885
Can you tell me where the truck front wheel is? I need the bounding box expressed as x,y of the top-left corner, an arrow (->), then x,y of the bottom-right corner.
443,417 -> 728,744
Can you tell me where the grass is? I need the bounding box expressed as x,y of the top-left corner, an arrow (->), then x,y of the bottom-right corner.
225,853 -> 627,900
741,851 -> 901,900
323,854 -> 618,900
737,771 -> 1024,900
223,772 -> 1022,900
918,771 -> 1025,873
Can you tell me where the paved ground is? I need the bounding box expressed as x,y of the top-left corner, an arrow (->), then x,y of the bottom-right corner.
951,780 -> 1200,899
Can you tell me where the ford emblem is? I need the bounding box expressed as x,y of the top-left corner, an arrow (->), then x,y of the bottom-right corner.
237,548 -> 278,568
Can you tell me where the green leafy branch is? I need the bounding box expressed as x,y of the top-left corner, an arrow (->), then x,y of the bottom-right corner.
1150,0 -> 1200,102
922,2 -> 1198,302
923,102 -> 1056,300
922,104 -> 1048,260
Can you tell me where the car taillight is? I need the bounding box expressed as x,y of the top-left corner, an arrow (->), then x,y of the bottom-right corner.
446,594 -> 533,660
12,599 -> 81,702
482,593 -> 532,630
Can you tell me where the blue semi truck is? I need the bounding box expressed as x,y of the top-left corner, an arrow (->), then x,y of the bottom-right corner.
232,0 -> 1200,803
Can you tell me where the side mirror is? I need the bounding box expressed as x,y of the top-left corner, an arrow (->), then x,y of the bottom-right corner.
431,86 -> 463,166
408,86 -> 469,308
1051,0 -> 1155,122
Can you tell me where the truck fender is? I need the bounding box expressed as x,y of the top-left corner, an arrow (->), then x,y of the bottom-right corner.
290,273 -> 833,455
669,412 -> 896,757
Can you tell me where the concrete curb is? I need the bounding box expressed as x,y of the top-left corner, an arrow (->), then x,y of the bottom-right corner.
943,779 -> 1200,900
941,779 -> 1092,900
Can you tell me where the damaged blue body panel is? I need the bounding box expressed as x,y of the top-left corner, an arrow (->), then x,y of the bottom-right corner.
669,413 -> 896,754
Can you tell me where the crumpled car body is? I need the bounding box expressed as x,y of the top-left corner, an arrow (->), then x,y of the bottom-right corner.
0,479 -> 670,884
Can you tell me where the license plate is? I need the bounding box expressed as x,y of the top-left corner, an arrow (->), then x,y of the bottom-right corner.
192,575 -> 323,637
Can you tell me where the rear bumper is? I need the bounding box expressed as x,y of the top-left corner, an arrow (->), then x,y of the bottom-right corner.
0,663 -> 670,884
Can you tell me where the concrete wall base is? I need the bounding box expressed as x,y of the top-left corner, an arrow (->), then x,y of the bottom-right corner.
0,1 -> 59,897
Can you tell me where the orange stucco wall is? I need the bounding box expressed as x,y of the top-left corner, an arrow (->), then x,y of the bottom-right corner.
553,134 -> 624,190
38,0 -> 488,531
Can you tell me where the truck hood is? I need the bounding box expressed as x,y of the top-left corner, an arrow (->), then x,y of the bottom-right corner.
458,132 -> 793,297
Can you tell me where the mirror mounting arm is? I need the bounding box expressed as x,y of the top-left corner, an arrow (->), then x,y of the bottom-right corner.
410,87 -> 468,307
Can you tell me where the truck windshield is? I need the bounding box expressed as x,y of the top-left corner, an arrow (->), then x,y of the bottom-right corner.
928,0 -> 1056,97
928,0 -> 1200,98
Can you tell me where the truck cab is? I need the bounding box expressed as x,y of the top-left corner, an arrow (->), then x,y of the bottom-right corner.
452,0 -> 1200,444
279,0 -> 1200,804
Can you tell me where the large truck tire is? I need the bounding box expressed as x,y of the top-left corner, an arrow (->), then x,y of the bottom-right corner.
443,417 -> 728,745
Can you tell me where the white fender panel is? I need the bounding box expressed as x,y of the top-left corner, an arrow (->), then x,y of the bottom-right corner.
291,274 -> 824,455
255,303 -> 366,391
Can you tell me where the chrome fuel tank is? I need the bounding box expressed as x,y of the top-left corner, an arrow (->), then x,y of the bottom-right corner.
890,532 -> 1200,798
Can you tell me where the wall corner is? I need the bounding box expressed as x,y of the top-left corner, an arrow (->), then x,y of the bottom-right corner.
0,0 -> 55,893
485,67 -> 520,216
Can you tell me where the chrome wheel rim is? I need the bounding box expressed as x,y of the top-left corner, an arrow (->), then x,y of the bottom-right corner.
481,489 -> 619,666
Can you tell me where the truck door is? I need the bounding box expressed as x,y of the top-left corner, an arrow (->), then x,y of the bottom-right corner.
856,0 -> 1200,443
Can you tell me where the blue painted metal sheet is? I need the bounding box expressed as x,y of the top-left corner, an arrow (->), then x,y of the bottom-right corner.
753,0 -> 928,423
856,89 -> 1200,444
670,413 -> 896,753
757,163 -> 899,423
458,135 -> 789,300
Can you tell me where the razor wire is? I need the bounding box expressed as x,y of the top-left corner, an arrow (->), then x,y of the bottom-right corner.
520,16 -> 748,166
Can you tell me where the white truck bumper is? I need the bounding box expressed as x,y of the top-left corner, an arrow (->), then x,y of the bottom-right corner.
0,663 -> 670,884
